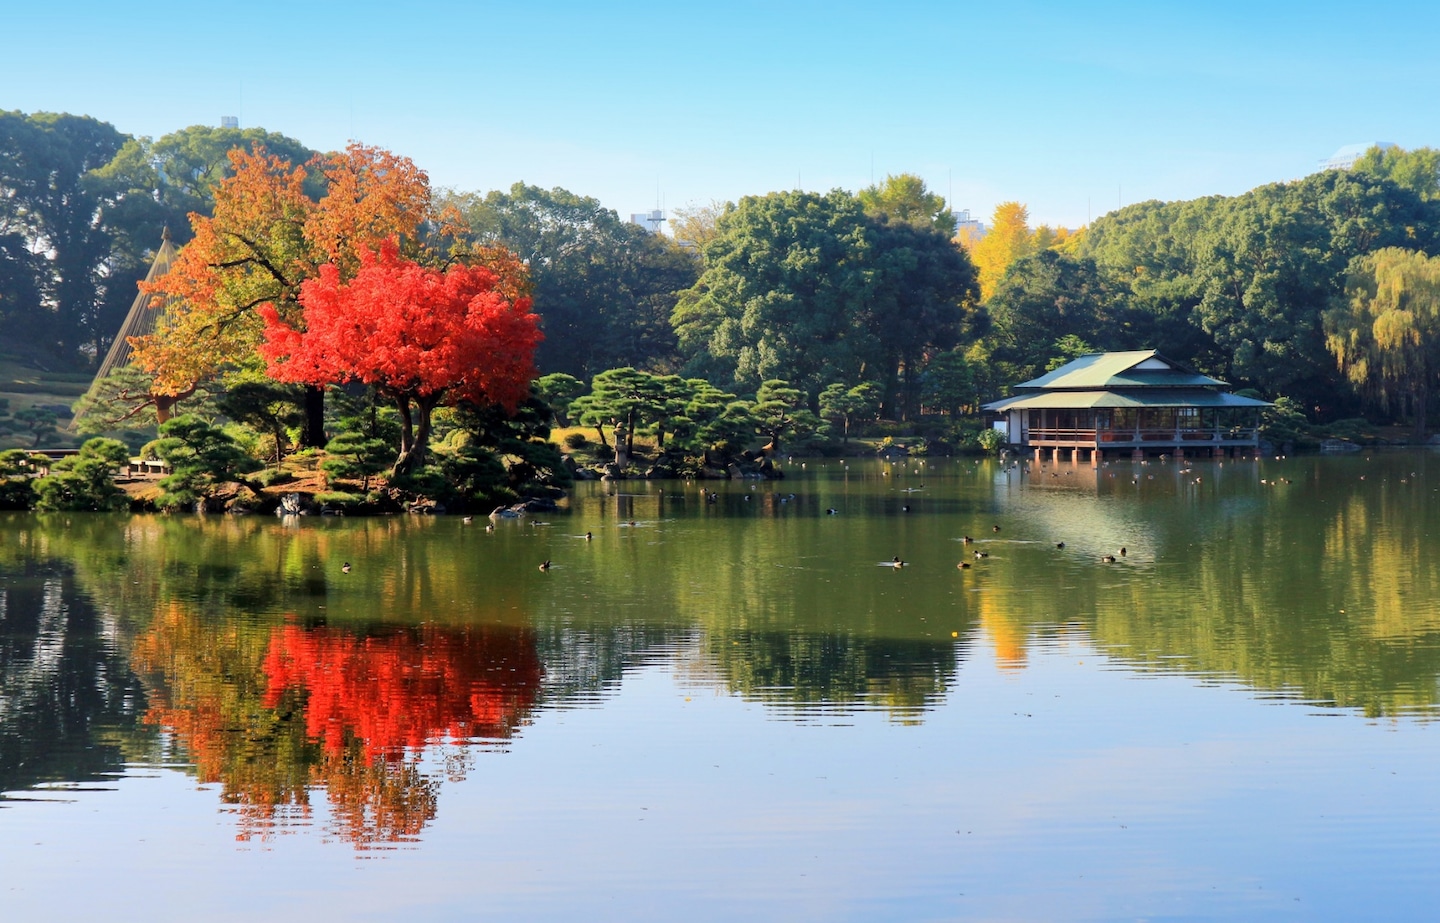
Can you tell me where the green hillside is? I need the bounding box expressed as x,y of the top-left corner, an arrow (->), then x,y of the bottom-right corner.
0,353 -> 92,449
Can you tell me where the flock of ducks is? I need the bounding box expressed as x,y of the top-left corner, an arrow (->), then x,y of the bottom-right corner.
453,457 -> 1253,574
345,457 -> 1420,578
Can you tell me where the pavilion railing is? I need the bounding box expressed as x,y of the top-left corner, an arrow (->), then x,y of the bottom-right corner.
1027,427 -> 1259,445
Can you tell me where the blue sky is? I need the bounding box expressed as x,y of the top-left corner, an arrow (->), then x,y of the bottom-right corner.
5,0 -> 1438,229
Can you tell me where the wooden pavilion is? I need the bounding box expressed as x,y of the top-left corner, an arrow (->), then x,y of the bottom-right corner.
983,350 -> 1270,466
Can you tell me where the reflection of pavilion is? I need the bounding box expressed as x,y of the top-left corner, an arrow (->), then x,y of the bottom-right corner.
985,351 -> 1269,466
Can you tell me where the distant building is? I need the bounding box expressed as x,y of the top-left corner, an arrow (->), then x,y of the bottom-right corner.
220,116 -> 239,130
629,210 -> 665,234
983,350 -> 1269,465
1318,142 -> 1395,172
953,208 -> 985,246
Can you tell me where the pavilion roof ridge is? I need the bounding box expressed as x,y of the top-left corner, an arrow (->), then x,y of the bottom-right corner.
1012,349 -> 1230,392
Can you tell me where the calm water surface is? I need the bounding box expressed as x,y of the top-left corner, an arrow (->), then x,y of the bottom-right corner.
3,453 -> 1440,921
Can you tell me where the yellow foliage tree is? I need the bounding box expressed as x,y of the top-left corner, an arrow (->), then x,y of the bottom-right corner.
967,202 -> 1033,300
961,202 -> 1084,300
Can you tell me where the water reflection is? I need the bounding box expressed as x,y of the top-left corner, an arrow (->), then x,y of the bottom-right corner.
699,630 -> 965,722
132,609 -> 542,847
1,453 -> 1439,850
0,561 -> 152,799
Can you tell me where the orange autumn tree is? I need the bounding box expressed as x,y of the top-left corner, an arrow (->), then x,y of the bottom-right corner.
130,143 -> 435,444
259,239 -> 542,476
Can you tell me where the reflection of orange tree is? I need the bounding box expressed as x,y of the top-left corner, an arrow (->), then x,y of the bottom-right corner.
131,602 -> 314,836
133,605 -> 542,847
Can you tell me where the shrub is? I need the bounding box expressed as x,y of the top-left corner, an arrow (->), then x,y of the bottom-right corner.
0,449 -> 38,510
33,438 -> 131,512
315,490 -> 366,509
257,469 -> 295,487
153,416 -> 262,511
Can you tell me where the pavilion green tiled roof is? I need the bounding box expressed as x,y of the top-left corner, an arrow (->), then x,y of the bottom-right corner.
985,389 -> 1271,412
982,350 -> 1270,412
1014,350 -> 1228,390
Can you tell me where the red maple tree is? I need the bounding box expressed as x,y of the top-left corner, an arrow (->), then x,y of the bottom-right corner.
258,239 -> 542,475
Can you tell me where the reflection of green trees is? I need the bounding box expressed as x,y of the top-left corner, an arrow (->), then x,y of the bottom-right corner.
9,453 -> 1440,755
1096,458 -> 1440,718
0,562 -> 155,796
973,457 -> 1440,718
3,496 -> 977,724
705,631 -> 964,721
560,482 -> 975,717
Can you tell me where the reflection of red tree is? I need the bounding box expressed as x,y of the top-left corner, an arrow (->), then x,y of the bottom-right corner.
262,624 -> 543,764
137,610 -> 542,848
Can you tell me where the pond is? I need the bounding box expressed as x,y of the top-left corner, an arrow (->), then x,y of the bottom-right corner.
3,452 -> 1440,921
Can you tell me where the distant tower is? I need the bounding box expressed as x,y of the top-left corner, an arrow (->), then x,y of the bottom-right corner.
220,115 -> 239,129
629,209 -> 665,234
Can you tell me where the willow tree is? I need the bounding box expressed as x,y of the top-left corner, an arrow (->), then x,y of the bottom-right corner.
1326,247 -> 1440,440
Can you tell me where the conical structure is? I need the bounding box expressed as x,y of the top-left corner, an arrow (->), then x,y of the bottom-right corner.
71,229 -> 180,431
92,228 -> 178,383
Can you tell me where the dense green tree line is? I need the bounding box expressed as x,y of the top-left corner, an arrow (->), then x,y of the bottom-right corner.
0,112 -> 316,363
1047,149 -> 1440,421
10,107 -> 1440,465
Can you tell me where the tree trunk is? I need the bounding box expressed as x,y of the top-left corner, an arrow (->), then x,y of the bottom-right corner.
391,395 -> 438,478
397,396 -> 414,455
879,363 -> 900,421
1414,382 -> 1429,444
900,357 -> 916,422
301,385 -> 326,448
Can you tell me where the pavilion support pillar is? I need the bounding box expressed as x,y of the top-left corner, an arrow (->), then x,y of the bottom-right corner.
1175,445 -> 1184,460
1051,447 -> 1060,465
1034,447 -> 1043,464
1132,448 -> 1144,460
1091,448 -> 1099,469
